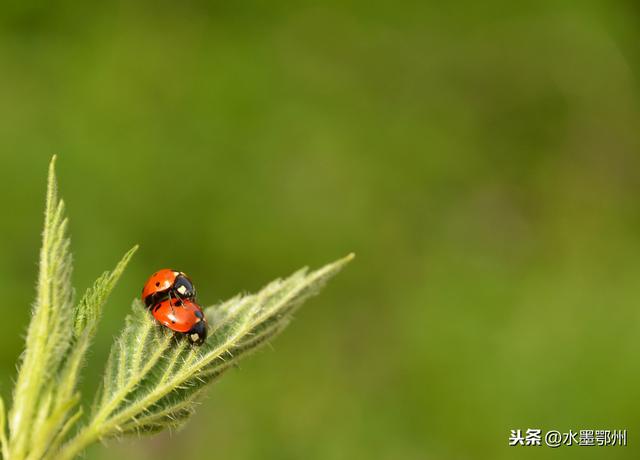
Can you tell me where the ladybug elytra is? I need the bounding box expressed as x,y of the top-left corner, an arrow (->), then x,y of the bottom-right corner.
151,297 -> 208,345
142,269 -> 196,308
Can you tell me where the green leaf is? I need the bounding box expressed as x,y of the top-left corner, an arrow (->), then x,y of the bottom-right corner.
26,247 -> 138,460
8,156 -> 75,460
56,254 -> 354,460
5,158 -> 137,460
74,245 -> 138,338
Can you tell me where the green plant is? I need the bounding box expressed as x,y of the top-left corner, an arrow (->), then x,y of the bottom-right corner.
0,157 -> 353,460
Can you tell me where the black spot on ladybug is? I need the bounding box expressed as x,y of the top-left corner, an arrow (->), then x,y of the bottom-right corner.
175,300 -> 183,307
155,282 -> 160,287
171,320 -> 175,324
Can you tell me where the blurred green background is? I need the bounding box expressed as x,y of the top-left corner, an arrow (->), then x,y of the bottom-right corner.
1,1 -> 640,459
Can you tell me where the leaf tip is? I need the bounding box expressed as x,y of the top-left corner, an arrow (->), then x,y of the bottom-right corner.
48,155 -> 58,179
122,244 -> 140,260
330,252 -> 355,270
46,155 -> 60,204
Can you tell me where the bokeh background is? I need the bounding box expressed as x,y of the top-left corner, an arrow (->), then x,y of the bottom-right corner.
1,1 -> 640,459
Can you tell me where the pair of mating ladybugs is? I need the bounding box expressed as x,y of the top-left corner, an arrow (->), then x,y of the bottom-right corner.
142,269 -> 207,345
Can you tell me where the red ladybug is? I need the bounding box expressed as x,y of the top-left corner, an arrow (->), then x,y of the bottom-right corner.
151,297 -> 208,345
142,269 -> 196,308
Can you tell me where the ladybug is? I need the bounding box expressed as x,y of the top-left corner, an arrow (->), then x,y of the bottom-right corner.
142,269 -> 196,308
151,297 -> 208,345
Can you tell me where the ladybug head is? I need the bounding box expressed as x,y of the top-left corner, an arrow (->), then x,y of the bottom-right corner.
187,314 -> 207,345
173,273 -> 196,300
